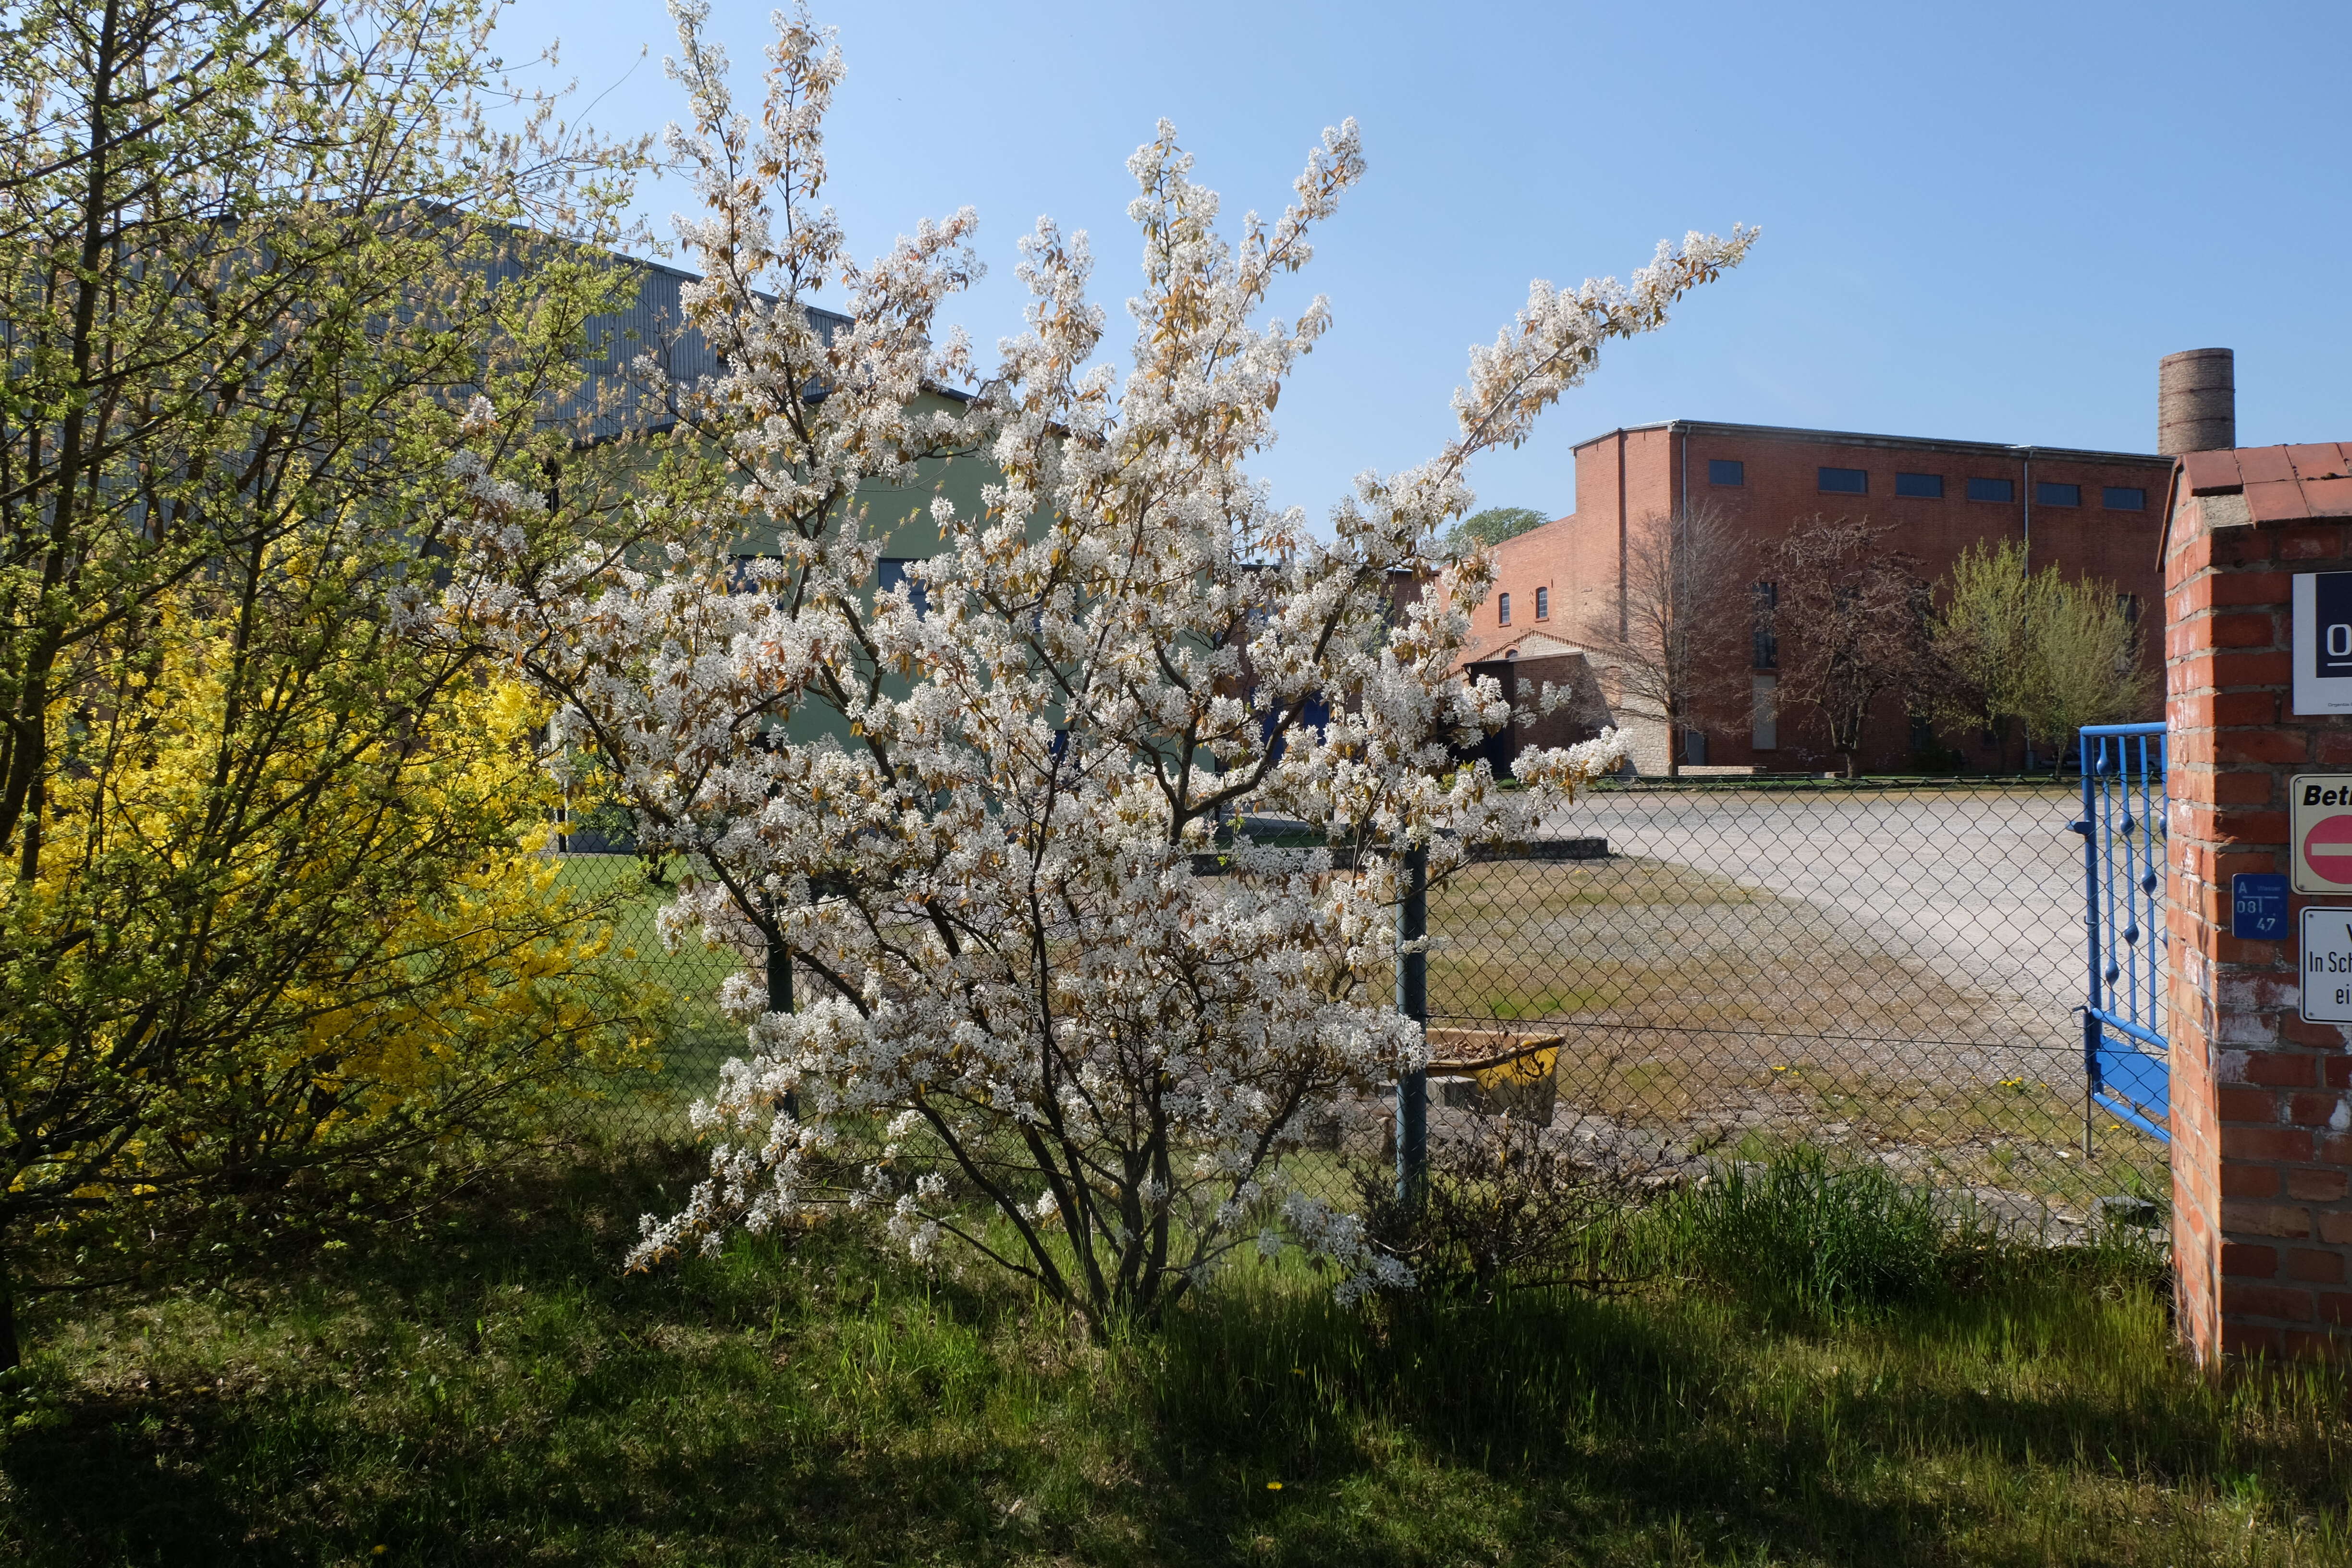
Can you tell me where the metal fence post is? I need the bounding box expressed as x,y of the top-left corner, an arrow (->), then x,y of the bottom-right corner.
768,922 -> 796,1118
1396,840 -> 1428,1205
2076,736 -> 2102,1162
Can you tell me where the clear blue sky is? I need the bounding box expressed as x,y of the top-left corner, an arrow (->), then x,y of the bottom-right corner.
500,0 -> 2350,525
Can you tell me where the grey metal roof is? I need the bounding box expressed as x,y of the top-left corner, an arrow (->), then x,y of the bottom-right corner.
1574,418 -> 2169,468
542,249 -> 854,443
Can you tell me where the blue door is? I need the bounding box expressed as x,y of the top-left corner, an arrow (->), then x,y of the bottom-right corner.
2074,723 -> 2169,1142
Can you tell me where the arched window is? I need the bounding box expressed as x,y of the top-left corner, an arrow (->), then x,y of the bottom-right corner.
1498,591 -> 1512,626
1534,586 -> 1549,621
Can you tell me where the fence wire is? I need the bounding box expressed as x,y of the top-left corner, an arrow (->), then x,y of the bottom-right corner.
553,853 -> 744,1144
1411,778 -> 2166,1226
554,776 -> 2167,1230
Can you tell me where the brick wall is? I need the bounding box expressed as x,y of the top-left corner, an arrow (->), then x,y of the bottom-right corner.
2164,480 -> 2352,1362
1461,517 -> 1580,663
1483,423 -> 2171,773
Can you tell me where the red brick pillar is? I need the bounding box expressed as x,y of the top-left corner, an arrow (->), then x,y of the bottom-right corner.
2165,447 -> 2352,1363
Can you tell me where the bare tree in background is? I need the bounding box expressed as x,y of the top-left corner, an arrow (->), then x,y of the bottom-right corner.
1578,499 -> 1751,777
1769,517 -> 1928,778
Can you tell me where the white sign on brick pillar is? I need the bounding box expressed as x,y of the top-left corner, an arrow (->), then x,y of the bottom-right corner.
2299,906 -> 2352,1023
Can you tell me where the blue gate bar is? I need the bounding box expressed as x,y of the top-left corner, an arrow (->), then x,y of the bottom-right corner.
2075,722 -> 2170,1146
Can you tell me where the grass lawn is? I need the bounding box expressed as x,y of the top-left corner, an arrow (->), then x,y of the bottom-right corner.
5,1146 -> 2348,1566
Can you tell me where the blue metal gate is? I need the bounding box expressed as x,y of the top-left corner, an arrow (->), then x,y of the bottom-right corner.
2074,723 -> 2170,1144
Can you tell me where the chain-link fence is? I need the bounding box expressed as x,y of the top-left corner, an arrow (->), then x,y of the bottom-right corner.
554,775 -> 2167,1227
552,852 -> 745,1143
1408,777 -> 2165,1225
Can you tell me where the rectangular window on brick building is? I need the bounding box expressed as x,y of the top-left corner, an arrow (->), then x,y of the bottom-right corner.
1534,586 -> 1549,620
1752,581 -> 1777,669
1497,591 -> 1511,626
1894,472 -> 1944,498
2035,481 -> 2081,507
1751,674 -> 1777,751
1818,466 -> 1867,494
2104,486 -> 2146,511
1967,477 -> 2014,503
1708,458 -> 1744,487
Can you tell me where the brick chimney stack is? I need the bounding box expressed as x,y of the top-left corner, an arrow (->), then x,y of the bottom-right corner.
2159,348 -> 2236,456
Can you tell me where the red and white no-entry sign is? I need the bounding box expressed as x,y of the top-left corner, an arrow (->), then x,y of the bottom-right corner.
2291,774 -> 2352,892
2307,816 -> 2352,885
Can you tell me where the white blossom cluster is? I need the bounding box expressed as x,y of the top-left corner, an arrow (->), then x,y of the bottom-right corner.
444,3 -> 1749,1322
1262,1192 -> 1415,1307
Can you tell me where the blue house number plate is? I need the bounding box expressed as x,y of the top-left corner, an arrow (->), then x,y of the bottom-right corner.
2232,873 -> 2290,940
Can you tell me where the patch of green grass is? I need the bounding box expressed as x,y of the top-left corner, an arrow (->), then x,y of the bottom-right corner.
1470,983 -> 1613,1023
6,1147 -> 2349,1566
1651,1144 -> 1982,1324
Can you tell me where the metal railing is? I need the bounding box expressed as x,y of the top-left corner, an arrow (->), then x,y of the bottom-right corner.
2075,724 -> 2171,1147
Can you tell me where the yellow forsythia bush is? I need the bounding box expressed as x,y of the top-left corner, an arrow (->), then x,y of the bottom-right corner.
0,547 -> 652,1308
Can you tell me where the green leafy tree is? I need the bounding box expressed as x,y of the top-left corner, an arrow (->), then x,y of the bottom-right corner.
1927,540 -> 2037,748
0,0 -> 650,1365
1926,540 -> 2153,772
1441,505 -> 1553,558
2025,576 -> 2155,758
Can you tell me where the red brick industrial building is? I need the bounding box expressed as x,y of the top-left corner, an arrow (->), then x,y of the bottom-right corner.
1460,420 -> 2175,774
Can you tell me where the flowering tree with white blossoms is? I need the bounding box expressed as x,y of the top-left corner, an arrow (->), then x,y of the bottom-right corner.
447,3 -> 1753,1325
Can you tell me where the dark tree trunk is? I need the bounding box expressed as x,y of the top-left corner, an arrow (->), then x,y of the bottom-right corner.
0,1249 -> 18,1372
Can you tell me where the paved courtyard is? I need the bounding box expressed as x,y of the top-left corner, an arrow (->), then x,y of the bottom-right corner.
1551,784 -> 2103,1041
1411,782 -> 2167,1205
